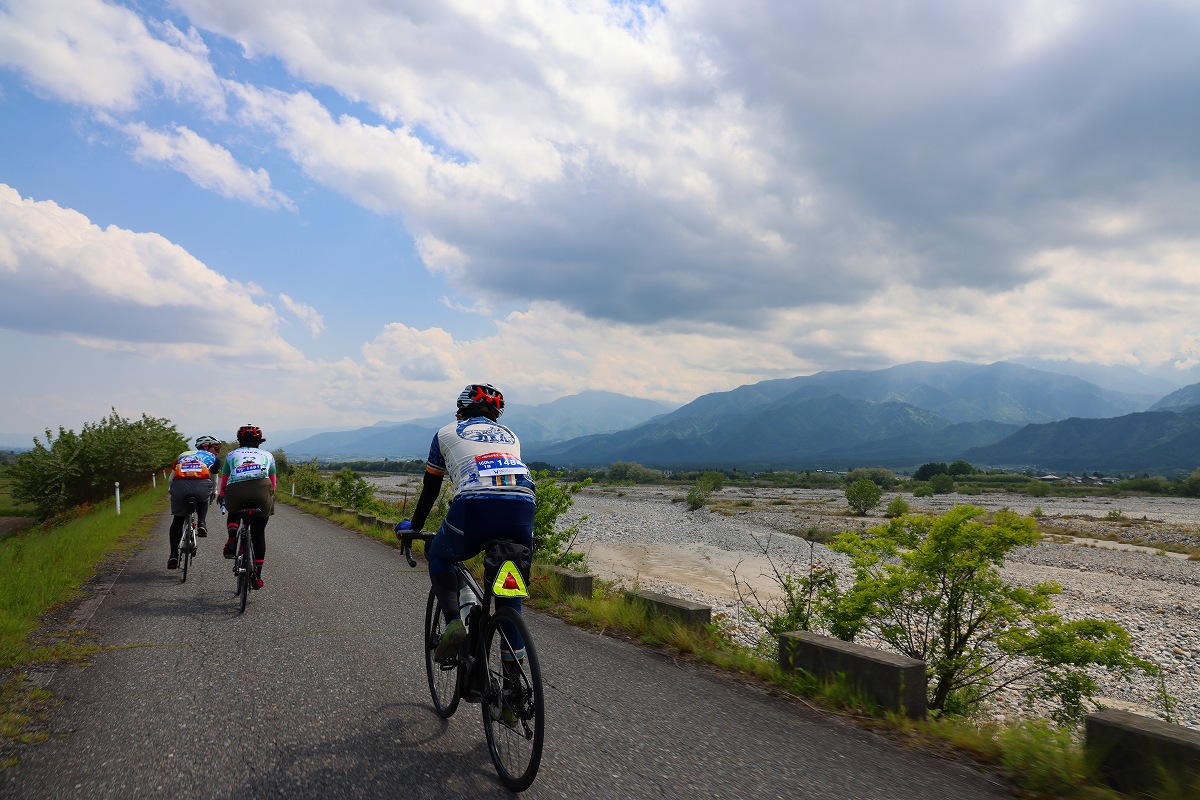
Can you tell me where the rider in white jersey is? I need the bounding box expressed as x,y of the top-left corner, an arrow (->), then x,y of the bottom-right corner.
398,384 -> 535,666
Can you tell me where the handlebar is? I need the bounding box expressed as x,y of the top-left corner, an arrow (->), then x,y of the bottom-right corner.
400,530 -> 435,568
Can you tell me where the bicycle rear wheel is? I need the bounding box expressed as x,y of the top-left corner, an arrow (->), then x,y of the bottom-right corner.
181,512 -> 195,583
424,588 -> 461,718
237,526 -> 251,614
482,606 -> 544,792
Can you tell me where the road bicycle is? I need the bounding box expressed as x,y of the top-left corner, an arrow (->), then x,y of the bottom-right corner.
401,530 -> 545,792
230,506 -> 262,614
179,496 -> 199,583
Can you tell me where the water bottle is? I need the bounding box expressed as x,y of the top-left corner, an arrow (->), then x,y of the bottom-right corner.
458,583 -> 479,628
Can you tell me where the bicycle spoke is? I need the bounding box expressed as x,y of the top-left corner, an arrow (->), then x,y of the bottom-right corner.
424,588 -> 461,717
482,607 -> 544,791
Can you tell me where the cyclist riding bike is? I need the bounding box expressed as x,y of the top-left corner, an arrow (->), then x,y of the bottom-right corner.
218,425 -> 276,589
397,384 -> 536,669
166,435 -> 222,570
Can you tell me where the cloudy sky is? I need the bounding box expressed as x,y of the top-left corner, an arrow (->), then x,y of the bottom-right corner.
3,0 -> 1200,445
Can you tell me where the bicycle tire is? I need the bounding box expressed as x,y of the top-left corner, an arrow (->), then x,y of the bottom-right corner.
481,606 -> 544,792
181,510 -> 196,583
424,587 -> 461,718
238,524 -> 250,614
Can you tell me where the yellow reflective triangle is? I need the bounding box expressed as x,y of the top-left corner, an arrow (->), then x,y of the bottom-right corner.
491,561 -> 529,597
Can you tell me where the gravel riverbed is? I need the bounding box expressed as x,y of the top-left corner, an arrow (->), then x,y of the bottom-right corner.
558,485 -> 1200,731
367,476 -> 1199,730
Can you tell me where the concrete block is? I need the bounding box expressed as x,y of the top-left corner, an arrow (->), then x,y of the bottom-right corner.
541,565 -> 593,597
1086,709 -> 1200,795
356,512 -> 376,525
628,589 -> 710,628
779,631 -> 926,719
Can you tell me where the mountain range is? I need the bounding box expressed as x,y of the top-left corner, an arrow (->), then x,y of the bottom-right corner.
280,361 -> 1200,475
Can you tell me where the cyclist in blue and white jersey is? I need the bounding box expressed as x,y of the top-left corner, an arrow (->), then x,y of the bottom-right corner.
397,384 -> 535,665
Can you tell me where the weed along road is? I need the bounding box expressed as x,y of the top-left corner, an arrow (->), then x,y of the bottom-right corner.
5,504 -> 1012,799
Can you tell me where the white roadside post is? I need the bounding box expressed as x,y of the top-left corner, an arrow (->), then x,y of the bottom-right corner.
292,480 -> 296,496
115,482 -> 121,515
152,472 -> 156,489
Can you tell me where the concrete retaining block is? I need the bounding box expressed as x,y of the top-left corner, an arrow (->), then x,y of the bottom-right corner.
628,589 -> 710,628
541,565 -> 593,597
356,512 -> 376,525
1086,709 -> 1200,795
779,631 -> 927,719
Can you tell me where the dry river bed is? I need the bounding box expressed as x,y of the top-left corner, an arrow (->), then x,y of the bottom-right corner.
367,477 -> 1199,731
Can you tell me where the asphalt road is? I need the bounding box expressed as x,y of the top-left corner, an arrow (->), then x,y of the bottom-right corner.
3,504 -> 1014,799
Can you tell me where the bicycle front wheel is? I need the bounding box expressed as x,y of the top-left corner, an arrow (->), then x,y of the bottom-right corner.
424,588 -> 461,718
482,606 -> 544,792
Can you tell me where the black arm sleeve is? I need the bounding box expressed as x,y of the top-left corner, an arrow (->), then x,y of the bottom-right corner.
410,470 -> 444,532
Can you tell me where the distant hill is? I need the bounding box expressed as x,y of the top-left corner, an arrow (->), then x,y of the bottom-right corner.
527,361 -> 1155,468
283,391 -> 674,460
1006,357 -> 1177,398
1149,382 -> 1200,412
960,406 -> 1200,473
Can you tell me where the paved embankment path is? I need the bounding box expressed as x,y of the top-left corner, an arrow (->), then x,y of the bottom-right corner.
3,503 -> 1012,799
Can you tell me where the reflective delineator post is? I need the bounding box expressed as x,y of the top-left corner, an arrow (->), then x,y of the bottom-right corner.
115,482 -> 121,515
152,472 -> 156,489
292,480 -> 296,496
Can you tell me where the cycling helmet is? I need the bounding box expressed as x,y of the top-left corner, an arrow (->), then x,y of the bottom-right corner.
456,383 -> 504,419
236,424 -> 265,445
195,435 -> 220,450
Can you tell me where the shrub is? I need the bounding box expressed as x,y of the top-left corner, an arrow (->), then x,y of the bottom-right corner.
884,496 -> 910,518
844,478 -> 883,515
844,468 -> 897,489
912,483 -> 934,498
532,471 -> 590,568
913,462 -> 949,482
291,460 -> 326,500
821,506 -> 1157,722
328,468 -> 374,510
929,474 -> 956,494
606,461 -> 664,484
1026,480 -> 1049,497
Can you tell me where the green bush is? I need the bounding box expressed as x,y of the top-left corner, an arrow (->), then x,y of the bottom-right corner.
912,483 -> 934,498
844,468 -> 897,489
9,410 -> 186,519
884,496 -> 910,518
605,461 -> 664,484
291,460 -> 326,500
532,471 -> 590,568
328,468 -> 374,510
929,474 -> 956,494
844,478 -> 883,515
1026,480 -> 1050,497
821,506 -> 1156,721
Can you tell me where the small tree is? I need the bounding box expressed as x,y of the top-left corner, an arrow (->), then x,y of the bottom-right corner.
844,478 -> 883,515
291,459 -> 326,499
328,467 -> 374,509
533,470 -> 590,568
685,471 -> 724,511
823,506 -> 1158,722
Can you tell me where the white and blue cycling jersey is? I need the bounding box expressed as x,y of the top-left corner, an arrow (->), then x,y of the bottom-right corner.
426,416 -> 535,502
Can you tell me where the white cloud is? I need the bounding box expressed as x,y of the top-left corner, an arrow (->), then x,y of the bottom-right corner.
278,293 -> 324,336
0,183 -> 307,364
0,0 -> 224,113
122,121 -> 295,210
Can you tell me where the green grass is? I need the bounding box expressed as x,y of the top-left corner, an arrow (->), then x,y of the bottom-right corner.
0,487 -> 165,671
0,474 -> 35,517
0,486 -> 165,755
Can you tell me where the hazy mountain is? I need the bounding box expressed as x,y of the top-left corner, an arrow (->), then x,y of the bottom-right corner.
282,391 -> 675,459
526,361 -> 1162,469
960,406 -> 1200,474
1006,357 -> 1178,397
1149,382 -> 1200,412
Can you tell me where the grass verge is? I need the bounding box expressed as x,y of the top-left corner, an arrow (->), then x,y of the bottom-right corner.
0,487 -> 166,757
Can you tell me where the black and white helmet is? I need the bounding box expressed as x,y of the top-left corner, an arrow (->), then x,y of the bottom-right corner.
456,383 -> 504,419
195,435 -> 221,450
